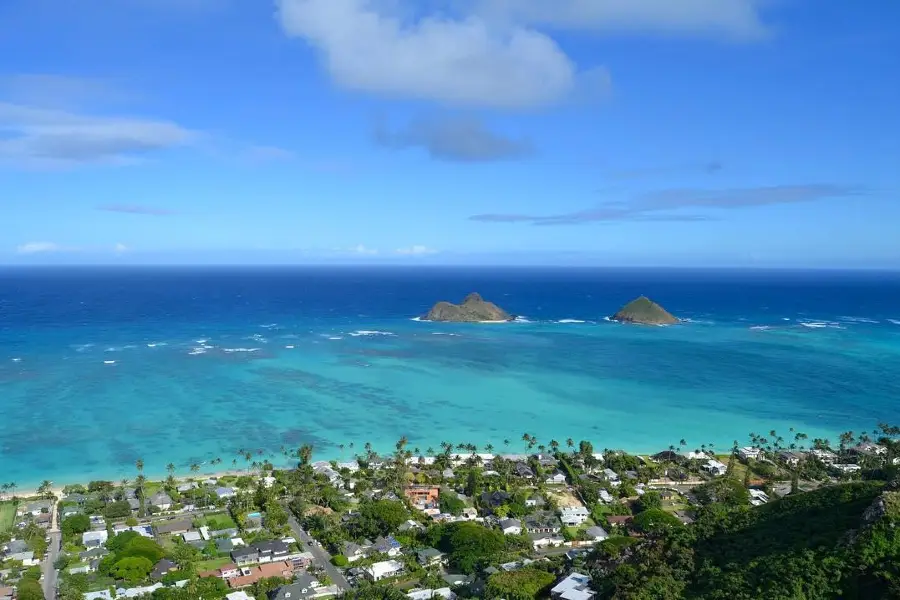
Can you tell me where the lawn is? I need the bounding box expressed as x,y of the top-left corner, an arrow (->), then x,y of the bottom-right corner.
204,513 -> 237,530
195,557 -> 231,572
0,502 -> 16,532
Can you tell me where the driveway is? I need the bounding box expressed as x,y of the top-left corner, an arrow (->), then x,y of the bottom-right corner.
287,515 -> 351,591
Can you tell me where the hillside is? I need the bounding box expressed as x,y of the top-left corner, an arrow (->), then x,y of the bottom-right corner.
593,481 -> 900,600
423,293 -> 513,322
610,296 -> 678,325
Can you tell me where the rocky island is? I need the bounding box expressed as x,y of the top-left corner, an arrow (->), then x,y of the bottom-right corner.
423,292 -> 513,322
611,295 -> 679,325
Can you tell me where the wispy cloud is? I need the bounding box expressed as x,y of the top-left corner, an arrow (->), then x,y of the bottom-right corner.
374,116 -> 533,162
349,244 -> 379,255
16,241 -> 64,255
470,184 -> 865,225
395,245 -> 438,255
0,102 -> 196,168
608,160 -> 724,180
97,204 -> 175,216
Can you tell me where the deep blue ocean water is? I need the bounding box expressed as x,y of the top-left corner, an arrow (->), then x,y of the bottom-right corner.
1,267 -> 899,488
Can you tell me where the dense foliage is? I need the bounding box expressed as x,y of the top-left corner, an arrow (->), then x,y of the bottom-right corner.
432,521 -> 507,574
592,481 -> 899,600
485,568 -> 556,600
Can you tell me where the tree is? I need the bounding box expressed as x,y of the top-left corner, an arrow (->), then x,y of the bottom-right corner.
631,509 -> 683,534
485,568 -> 555,600
437,521 -> 506,574
16,578 -> 44,600
637,490 -> 663,513
111,556 -> 153,583
37,480 -> 54,499
61,514 -> 91,540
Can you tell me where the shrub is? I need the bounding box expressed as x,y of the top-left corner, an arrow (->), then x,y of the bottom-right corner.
331,554 -> 349,567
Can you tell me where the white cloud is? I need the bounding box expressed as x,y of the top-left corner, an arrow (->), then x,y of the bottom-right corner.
16,241 -> 64,254
476,0 -> 769,41
275,0 -> 768,108
114,243 -> 129,253
0,102 -> 196,167
395,245 -> 438,255
276,0 -> 590,108
350,244 -> 379,255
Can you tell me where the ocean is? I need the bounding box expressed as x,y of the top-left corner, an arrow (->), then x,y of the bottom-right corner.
1,266 -> 899,488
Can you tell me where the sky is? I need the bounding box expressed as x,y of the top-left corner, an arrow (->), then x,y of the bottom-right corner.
1,0 -> 898,267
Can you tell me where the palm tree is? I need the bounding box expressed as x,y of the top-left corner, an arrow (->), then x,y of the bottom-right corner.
503,439 -> 510,449
298,444 -> 314,467
566,438 -> 574,451
485,443 -> 494,454
135,458 -> 145,509
190,463 -> 200,474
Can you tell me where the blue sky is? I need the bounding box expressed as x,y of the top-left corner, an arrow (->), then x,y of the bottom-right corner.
1,0 -> 898,267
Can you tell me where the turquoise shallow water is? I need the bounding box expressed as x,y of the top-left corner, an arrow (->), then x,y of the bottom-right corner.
1,267 -> 899,488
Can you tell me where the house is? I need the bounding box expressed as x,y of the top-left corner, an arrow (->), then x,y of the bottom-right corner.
606,515 -> 633,527
216,487 -> 236,499
598,489 -> 614,503
269,574 -> 320,600
534,453 -> 559,468
560,506 -> 590,527
150,559 -> 178,581
2,540 -> 28,558
183,531 -> 203,543
704,459 -> 728,476
198,563 -> 243,580
263,476 -> 277,488
79,547 -> 109,561
748,489 -> 770,507
82,530 -> 109,548
584,526 -> 609,542
405,486 -> 440,509
738,447 -> 761,461
777,451 -> 804,467
0,586 -> 13,600
398,519 -> 424,533
441,574 -> 472,587
524,511 -> 561,534
809,449 -> 837,464
525,493 -> 545,508
364,559 -> 404,582
127,498 -> 141,511
416,548 -> 446,567
342,540 -> 372,562
226,593 -> 254,600
407,588 -> 456,600
479,491 -> 510,508
499,518 -> 522,535
150,491 -> 173,510
61,505 -> 82,518
154,517 -> 193,536
442,468 -> 455,479
6,550 -> 35,564
18,499 -> 54,516
372,536 -> 402,557
228,561 -> 294,589
602,468 -> 620,483
514,462 -> 535,478
851,442 -> 887,456
834,463 -> 862,473
529,532 -> 565,550
232,547 -> 260,566
177,482 -> 199,493
551,572 -> 595,600
545,471 -> 567,485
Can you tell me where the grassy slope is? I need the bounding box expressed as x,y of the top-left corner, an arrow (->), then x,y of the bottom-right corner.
0,502 -> 16,532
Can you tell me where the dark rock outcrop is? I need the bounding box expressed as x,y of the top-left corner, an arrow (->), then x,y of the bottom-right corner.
611,296 -> 678,325
423,293 -> 513,322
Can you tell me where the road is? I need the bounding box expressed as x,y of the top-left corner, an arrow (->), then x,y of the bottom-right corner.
287,515 -> 351,591
41,498 -> 61,599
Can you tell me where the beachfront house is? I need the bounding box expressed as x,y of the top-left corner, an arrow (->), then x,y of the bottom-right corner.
18,499 -> 54,517
364,560 -> 404,582
560,506 -> 590,527
552,572 -> 595,600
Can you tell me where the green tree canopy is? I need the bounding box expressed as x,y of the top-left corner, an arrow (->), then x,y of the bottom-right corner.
111,556 -> 153,583
485,568 -> 555,600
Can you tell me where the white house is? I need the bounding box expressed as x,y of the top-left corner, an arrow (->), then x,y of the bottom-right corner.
82,530 -> 109,548
598,489 -> 613,504
499,518 -> 522,535
365,560 -> 404,582
738,447 -> 761,461
682,451 -> 709,461
407,588 -> 456,600
551,572 -> 595,600
545,471 -> 567,485
530,533 -> 565,550
704,459 -> 728,476
560,506 -> 590,527
833,464 -> 862,473
748,489 -> 770,507
809,449 -> 837,464
216,487 -> 236,499
226,592 -> 254,600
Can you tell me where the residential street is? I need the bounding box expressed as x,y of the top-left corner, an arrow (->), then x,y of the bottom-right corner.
287,515 -> 351,591
41,500 -> 61,600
